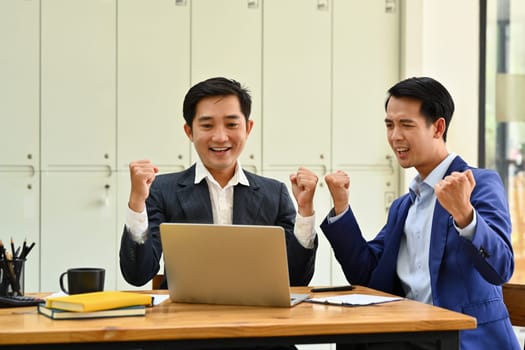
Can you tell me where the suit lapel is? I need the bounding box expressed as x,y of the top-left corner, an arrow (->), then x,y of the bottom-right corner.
232,176 -> 263,225
370,195 -> 411,293
176,167 -> 213,223
428,155 -> 469,291
428,202 -> 451,290
382,196 -> 412,269
386,196 -> 412,255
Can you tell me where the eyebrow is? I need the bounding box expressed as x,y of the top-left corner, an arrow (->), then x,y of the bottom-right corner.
196,116 -> 212,122
197,114 -> 241,121
196,115 -> 242,122
224,115 -> 241,120
384,118 -> 416,124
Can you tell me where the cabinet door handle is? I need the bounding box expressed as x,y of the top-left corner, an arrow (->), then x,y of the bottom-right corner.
102,184 -> 111,206
104,164 -> 113,177
317,0 -> 329,11
385,0 -> 397,14
247,0 -> 259,9
385,191 -> 396,212
0,165 -> 35,177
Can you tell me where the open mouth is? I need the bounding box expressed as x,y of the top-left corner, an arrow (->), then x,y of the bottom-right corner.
394,147 -> 409,157
210,147 -> 232,153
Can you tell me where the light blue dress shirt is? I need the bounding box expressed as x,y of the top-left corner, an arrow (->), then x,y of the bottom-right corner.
397,153 -> 476,304
328,153 -> 477,303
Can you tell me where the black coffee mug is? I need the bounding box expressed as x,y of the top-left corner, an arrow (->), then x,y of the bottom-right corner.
59,267 -> 105,294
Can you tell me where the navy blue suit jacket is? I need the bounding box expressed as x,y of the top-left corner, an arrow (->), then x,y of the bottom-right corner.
120,165 -> 317,288
321,156 -> 520,350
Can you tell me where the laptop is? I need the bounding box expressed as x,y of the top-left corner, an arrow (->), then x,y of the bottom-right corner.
159,223 -> 310,307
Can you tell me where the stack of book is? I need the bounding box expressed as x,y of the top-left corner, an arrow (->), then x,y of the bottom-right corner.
38,291 -> 153,320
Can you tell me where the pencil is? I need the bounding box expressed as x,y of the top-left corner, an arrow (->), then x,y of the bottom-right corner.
10,238 -> 15,259
21,239 -> 27,259
23,242 -> 36,259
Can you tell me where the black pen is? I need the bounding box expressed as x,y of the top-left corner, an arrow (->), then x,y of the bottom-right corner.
311,285 -> 354,293
10,238 -> 16,259
21,241 -> 35,259
21,239 -> 27,258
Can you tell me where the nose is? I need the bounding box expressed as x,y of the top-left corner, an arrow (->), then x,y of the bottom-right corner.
389,125 -> 403,141
212,125 -> 228,142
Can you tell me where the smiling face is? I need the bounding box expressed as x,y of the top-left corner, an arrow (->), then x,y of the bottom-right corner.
385,96 -> 448,179
184,94 -> 253,186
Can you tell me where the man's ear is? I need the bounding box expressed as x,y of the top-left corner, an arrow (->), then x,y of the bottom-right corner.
246,119 -> 254,136
433,117 -> 446,139
183,123 -> 193,142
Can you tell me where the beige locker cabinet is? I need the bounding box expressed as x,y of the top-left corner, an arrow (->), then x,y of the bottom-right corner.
0,172 -> 40,293
41,0 -> 116,169
191,0 -> 262,174
0,0 -> 39,167
117,0 -> 191,171
0,0 -> 40,293
40,172 -> 117,292
332,0 -> 400,167
1,0 -> 401,310
262,0 -> 331,170
331,0 -> 400,288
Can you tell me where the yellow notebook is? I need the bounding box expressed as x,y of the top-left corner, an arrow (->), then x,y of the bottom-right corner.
38,304 -> 146,319
45,291 -> 153,312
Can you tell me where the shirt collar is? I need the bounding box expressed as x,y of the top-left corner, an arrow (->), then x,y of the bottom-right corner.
409,153 -> 457,202
194,158 -> 250,187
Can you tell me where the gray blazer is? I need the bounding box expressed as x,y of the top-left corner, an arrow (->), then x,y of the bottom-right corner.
119,165 -> 317,288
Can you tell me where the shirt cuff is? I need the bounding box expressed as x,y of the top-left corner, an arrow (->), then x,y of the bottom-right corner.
454,211 -> 477,241
124,207 -> 149,244
294,212 -> 316,249
326,207 -> 349,224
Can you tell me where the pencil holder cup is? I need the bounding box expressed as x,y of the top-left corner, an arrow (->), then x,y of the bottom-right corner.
0,258 -> 25,297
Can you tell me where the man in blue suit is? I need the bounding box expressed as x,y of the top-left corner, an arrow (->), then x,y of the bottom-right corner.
320,77 -> 520,350
120,77 -> 318,291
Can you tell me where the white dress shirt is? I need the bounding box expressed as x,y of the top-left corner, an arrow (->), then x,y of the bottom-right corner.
125,159 -> 316,248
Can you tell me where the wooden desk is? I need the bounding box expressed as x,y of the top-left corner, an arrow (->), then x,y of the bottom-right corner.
503,283 -> 525,326
0,286 -> 475,349
504,269 -> 525,327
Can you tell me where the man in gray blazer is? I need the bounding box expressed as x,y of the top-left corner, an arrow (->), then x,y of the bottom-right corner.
120,77 -> 318,289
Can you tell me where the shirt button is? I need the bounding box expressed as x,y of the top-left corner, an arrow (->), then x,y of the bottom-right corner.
479,247 -> 490,258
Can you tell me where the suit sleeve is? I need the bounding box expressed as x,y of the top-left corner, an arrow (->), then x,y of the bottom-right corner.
276,182 -> 317,286
462,169 -> 514,284
320,206 -> 389,286
119,183 -> 164,287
